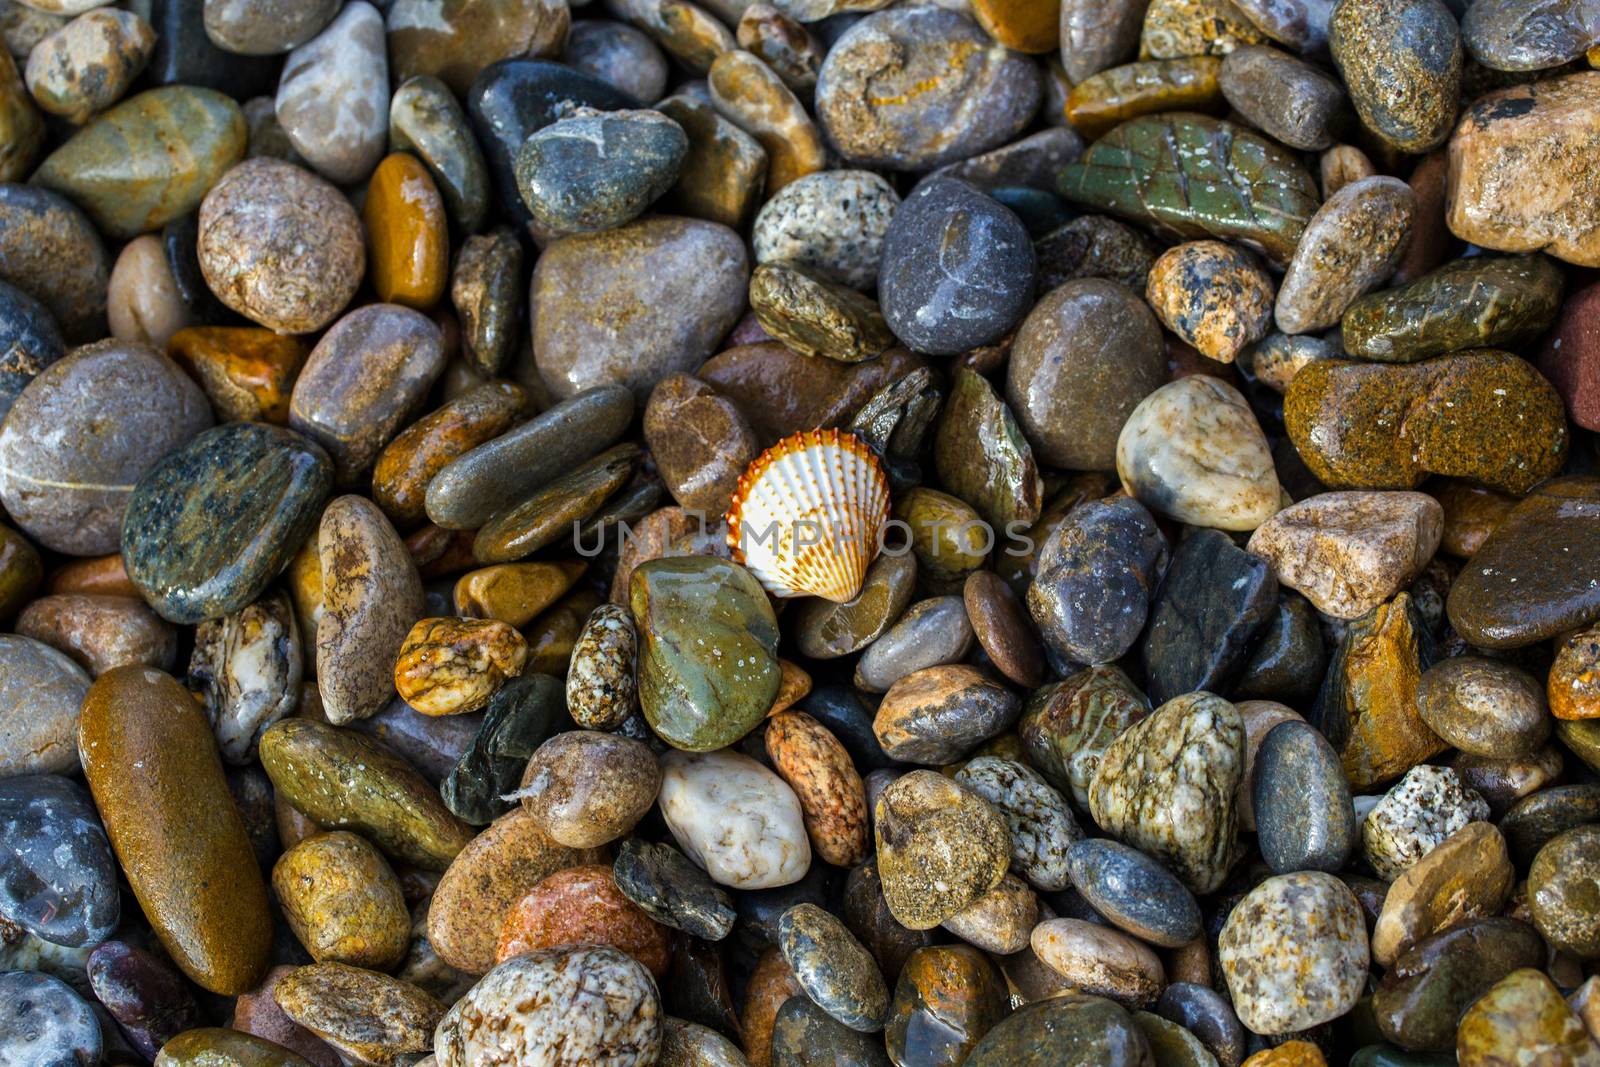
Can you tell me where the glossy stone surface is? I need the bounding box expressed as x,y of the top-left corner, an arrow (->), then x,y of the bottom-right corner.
753,170 -> 898,291
1456,968 -> 1600,1066
16,592 -> 175,676
886,944 -> 1008,1067
1371,821 -> 1514,967
1066,837 -> 1200,948
497,864 -> 671,977
1373,918 -> 1545,1053
1146,240 -> 1274,365
0,972 -> 100,1067
873,665 -> 1020,766
389,0 -> 568,98
768,710 -> 869,868
1254,720 -> 1359,874
1329,0 -> 1461,153
966,995 -> 1154,1067
0,184 -> 108,343
659,748 -> 810,890
273,963 -> 443,1064
613,838 -> 735,941
273,2 -> 387,185
1031,917 -> 1164,1010
0,775 -> 117,947
1065,57 -> 1224,141
24,8 -> 155,125
779,903 -> 888,1032
517,107 -> 687,236
439,672 -> 561,824
0,635 -> 89,777
0,280 -> 63,425
273,830 -> 409,970
1276,176 -> 1415,335
1020,664 -> 1150,809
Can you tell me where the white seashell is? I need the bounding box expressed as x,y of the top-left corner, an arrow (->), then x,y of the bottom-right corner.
725,428 -> 890,603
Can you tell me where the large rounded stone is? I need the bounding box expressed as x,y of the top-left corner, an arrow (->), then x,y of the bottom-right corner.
1329,0 -> 1461,154
659,748 -> 810,890
273,2 -> 388,185
0,184 -> 108,343
874,770 -> 1010,931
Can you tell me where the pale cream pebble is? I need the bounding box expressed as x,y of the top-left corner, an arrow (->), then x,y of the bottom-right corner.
658,748 -> 810,890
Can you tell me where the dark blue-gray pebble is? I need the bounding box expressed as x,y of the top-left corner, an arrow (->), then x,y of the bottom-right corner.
0,280 -> 64,425
0,972 -> 103,1067
515,110 -> 688,235
773,995 -> 891,1067
1065,838 -> 1201,948
1254,719 -> 1359,874
0,775 -> 119,949
1156,982 -> 1246,1067
614,838 -> 736,941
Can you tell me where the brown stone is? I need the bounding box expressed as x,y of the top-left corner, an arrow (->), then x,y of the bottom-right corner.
78,666 -> 271,994
495,864 -> 671,977
655,91 -> 769,231
741,946 -> 803,1067
973,0 -> 1061,52
1457,968 -> 1600,1066
45,553 -> 137,598
707,49 -> 824,195
1552,624 -> 1600,722
364,152 -> 449,311
1372,821 -> 1514,966
453,560 -> 586,628
273,831 -> 410,971
1435,479 -> 1514,558
16,592 -> 176,676
1537,276 -> 1600,432
526,586 -> 604,675
766,710 -> 869,868
167,326 -> 308,424
1065,57 -> 1224,140
372,381 -> 525,528
388,0 -> 568,97
393,617 -> 527,716
643,373 -> 760,514
107,234 -> 190,351
232,966 -> 342,1067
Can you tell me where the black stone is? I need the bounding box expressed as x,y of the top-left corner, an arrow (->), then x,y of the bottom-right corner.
841,858 -> 932,989
162,212 -> 231,326
1500,784 -> 1600,868
1141,528 -> 1277,705
613,838 -> 736,941
1155,983 -> 1246,1067
0,279 -> 64,424
0,775 -> 119,948
966,995 -> 1152,1067
878,177 -> 1037,356
440,673 -> 566,825
988,186 -> 1073,236
1065,838 -> 1201,948
737,861 -> 838,953
805,684 -> 899,771
1253,720 -> 1359,873
1233,592 -> 1328,707
772,995 -> 892,1067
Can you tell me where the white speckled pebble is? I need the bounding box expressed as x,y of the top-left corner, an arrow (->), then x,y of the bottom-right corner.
658,748 -> 811,890
752,170 -> 899,291
1362,764 -> 1489,881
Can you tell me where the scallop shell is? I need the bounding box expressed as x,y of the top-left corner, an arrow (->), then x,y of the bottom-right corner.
725,429 -> 891,603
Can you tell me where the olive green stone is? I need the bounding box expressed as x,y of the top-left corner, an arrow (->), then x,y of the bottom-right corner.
1342,255 -> 1564,363
154,1028 -> 314,1066
1019,664 -> 1151,809
795,553 -> 917,660
934,367 -> 1041,532
32,86 -> 246,239
966,995 -> 1153,1067
473,443 -> 640,563
1558,718 -> 1600,773
389,75 -> 490,236
1058,113 -> 1319,267
631,556 -> 781,752
1372,918 -> 1545,1052
749,262 -> 893,364
258,718 -> 474,870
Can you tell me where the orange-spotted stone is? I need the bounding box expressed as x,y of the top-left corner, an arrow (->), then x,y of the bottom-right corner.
168,326 -> 308,424
495,864 -> 671,977
363,152 -> 449,310
1552,623 -> 1600,721
766,709 -> 868,867
767,658 -> 811,716
78,665 -> 271,994
371,381 -> 525,527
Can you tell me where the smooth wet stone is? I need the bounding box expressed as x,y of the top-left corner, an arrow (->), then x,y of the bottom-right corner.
261,718 -> 473,871
426,385 -> 633,530
967,994 -> 1154,1067
0,972 -> 100,1067
1143,528 -> 1276,703
447,233 -> 521,377
1019,665 -> 1149,809
1139,0 -> 1267,55
1116,375 -> 1279,531
1372,821 -> 1514,966
815,7 -> 1039,170
155,1027 -> 320,1066
878,178 -> 1035,357
1447,71 -> 1600,267
32,85 -> 244,240
363,153 -> 448,310
1146,240 -> 1273,365
273,2 -> 386,185
854,597 -> 972,694
203,0 -> 337,53
735,3 -> 821,90
233,966 -> 348,1065
25,8 -> 153,124
1372,917 -> 1544,1053
1065,57 -> 1225,141
496,864 -> 670,978
939,871 -> 1037,955
0,523 -> 39,625
766,710 -> 869,867
1246,491 -> 1442,622
872,666 -> 1019,765
767,993 -> 888,1067
1059,114 -> 1318,267
0,48 -> 42,182
955,756 -> 1080,893
1155,984 -> 1244,1067
1234,598 -> 1328,709
1060,0 -> 1144,80
553,606 -> 634,733
106,234 -> 189,350
1342,255 -> 1564,363
373,383 -> 526,528
1552,623 -> 1600,722
388,81 -> 488,240
533,215 -> 747,402
564,18 -> 666,101
645,377 -> 756,517
1219,44 -> 1347,151
198,158 -> 364,334
1253,720 -> 1359,874
14,592 -> 172,677
660,748 -> 808,893
1244,333 -> 1333,394
512,729 -> 657,849
1462,0 -> 1600,71
0,184 -> 107,343
1007,278 -> 1165,470
516,107 -> 686,237
389,0 -> 566,98
88,941 -> 198,1059
885,944 -> 1007,1067
752,170 -> 898,292
614,839 -> 735,942
1502,784 -> 1600,869
894,487 -> 987,589
1329,0 -> 1461,153
1030,918 -> 1164,1010
697,341 -> 919,445
1310,594 -> 1444,791
79,667 -> 270,994
273,963 -> 443,1065
1456,968 -> 1600,1066
122,423 -> 331,625
1538,276 -> 1600,432
934,366 -> 1041,532
794,553 -> 917,660
1090,692 -> 1243,894
875,771 -> 1009,931
1529,826 -> 1600,958
1220,872 -> 1368,1036
0,281 -> 62,424
1065,837 -> 1200,948
0,775 -> 116,947
1415,657 -> 1548,759
1276,177 -> 1415,335
749,262 -> 893,364
315,496 -> 424,725
778,903 -> 888,1033
273,831 -> 408,970
699,50 -> 817,196
654,89 -> 768,231
1285,352 -> 1569,495
0,636 -> 89,777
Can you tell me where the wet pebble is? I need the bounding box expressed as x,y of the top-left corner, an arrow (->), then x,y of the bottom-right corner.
1254,720 -> 1359,874
613,838 -> 736,941
660,748 -> 810,890
496,863 -> 671,977
0,972 -> 100,1067
0,774 -> 118,947
1363,765 -> 1491,882
872,665 -> 1020,765
1066,838 -> 1201,948
874,770 -> 1009,931
1145,240 -> 1274,365
1274,176 -> 1416,335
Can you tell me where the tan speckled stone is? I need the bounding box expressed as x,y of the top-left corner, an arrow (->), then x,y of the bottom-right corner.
874,770 -> 1010,931
1031,917 -> 1165,1010
273,831 -> 410,971
1372,821 -> 1514,966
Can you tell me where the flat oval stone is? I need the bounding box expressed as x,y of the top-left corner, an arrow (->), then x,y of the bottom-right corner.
1502,783 -> 1600,867
613,838 -> 735,941
165,325 -> 307,424
14,592 -> 174,677
373,383 -> 526,529
1117,375 -> 1279,532
1447,478 -> 1600,649
749,262 -> 894,364
0,184 -> 107,343
0,339 -> 211,556
564,603 -> 637,730
1463,0 -> 1600,72
1146,240 -> 1274,365
1219,44 -> 1347,151
274,2 -> 386,185
967,994 -> 1153,1067
272,831 -> 409,970
1066,838 -> 1200,948
1006,278 -> 1165,470
873,665 -> 1020,765
1329,0 -> 1461,153
1031,918 -> 1164,1010
954,756 -> 1080,894
0,635 -> 89,777
1417,657 -> 1549,759
632,556 -> 779,751
198,157 -> 363,334
1285,352 -> 1568,495
517,108 -> 687,236
273,963 -> 443,1065
564,19 -> 668,103
123,423 -> 331,625
24,8 -> 155,125
0,775 -> 117,947
1253,720 -> 1359,874
497,864 -> 671,976
1020,664 -> 1151,809
878,178 -> 1035,357
1456,968 -> 1600,1066
155,1028 -> 318,1066
766,710 -> 869,868
1089,692 -> 1244,895
0,280 -> 63,423
941,872 -> 1037,955
390,75 -> 490,237
1373,918 -> 1545,1052
1343,255 -> 1564,363
107,233 -> 190,351
1220,871 -> 1368,1035
854,597 -> 972,695
532,215 -> 748,402
659,748 -> 809,890
875,770 -> 1009,931
643,374 -> 759,516
362,152 -> 448,310
779,902 -> 888,1033
80,666 -> 271,994
1064,57 -> 1224,142
449,228 -> 522,376
1061,0 -> 1145,81
472,442 -> 641,562
816,7 -> 1039,170
31,85 -> 244,240
203,0 -> 338,53
753,170 -> 899,292
1372,821 -> 1514,967
0,972 -> 100,1067
388,0 -> 567,98
1275,176 -> 1416,335
894,488 -> 986,589
260,718 -> 473,871
1156,984 -> 1245,1067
